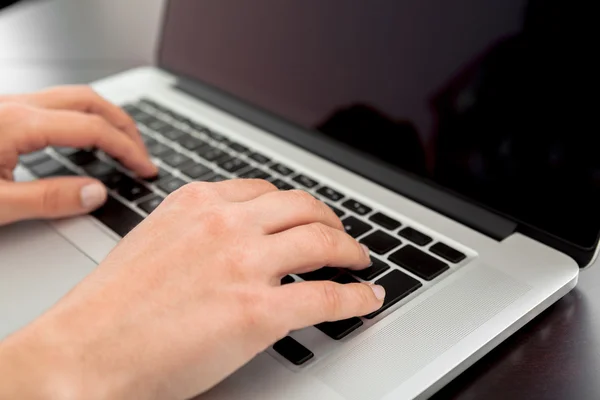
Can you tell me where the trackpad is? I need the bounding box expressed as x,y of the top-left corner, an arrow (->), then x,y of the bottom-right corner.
0,220 -> 97,339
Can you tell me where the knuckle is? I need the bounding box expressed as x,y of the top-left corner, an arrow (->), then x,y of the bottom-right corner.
171,182 -> 214,202
288,189 -> 314,204
289,190 -> 325,217
237,288 -> 268,327
308,223 -> 337,253
238,289 -> 288,342
0,102 -> 30,121
39,184 -> 61,215
87,114 -> 109,133
320,282 -> 342,317
75,85 -> 96,98
250,178 -> 277,192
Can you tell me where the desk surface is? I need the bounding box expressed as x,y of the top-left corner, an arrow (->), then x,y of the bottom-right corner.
1,1 -> 600,399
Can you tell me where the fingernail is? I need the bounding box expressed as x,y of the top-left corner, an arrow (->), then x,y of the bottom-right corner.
370,284 -> 386,300
80,183 -> 107,209
361,244 -> 371,259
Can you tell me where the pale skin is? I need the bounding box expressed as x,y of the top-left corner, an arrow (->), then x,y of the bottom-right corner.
0,86 -> 385,400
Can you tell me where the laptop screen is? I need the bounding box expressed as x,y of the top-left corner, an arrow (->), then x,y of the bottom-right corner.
159,0 -> 598,250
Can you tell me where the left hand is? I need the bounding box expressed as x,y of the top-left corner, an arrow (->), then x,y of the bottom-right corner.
0,86 -> 157,225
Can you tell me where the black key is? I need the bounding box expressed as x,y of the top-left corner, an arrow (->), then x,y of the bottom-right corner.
188,121 -> 207,133
342,199 -> 372,216
218,158 -> 249,173
29,159 -> 68,177
298,267 -> 340,282
83,160 -> 115,178
157,177 -> 187,194
141,134 -> 157,147
182,163 -> 214,179
176,134 -> 206,151
138,98 -> 161,110
248,152 -> 271,164
122,103 -> 142,115
138,195 -> 164,214
205,129 -> 227,142
365,270 -> 423,319
327,203 -> 345,218
352,258 -> 390,281
171,114 -> 192,126
239,168 -> 271,180
53,147 -> 78,156
270,163 -> 294,176
316,317 -> 363,340
197,146 -> 228,162
333,273 -> 360,285
281,275 -> 295,285
206,174 -> 227,182
161,151 -> 192,169
100,170 -> 128,189
67,150 -> 97,166
360,231 -> 402,255
227,141 -> 250,154
273,337 -> 313,366
143,168 -> 171,183
116,177 -> 152,202
91,196 -> 143,237
51,167 -> 77,177
369,212 -> 401,231
293,174 -> 318,188
124,106 -> 152,123
430,243 -> 466,264
316,186 -> 344,202
159,127 -> 185,141
398,227 -> 432,246
147,142 -> 171,157
147,118 -> 168,133
20,151 -> 50,166
194,171 -> 218,182
342,217 -> 372,238
270,179 -> 294,190
389,245 -> 449,281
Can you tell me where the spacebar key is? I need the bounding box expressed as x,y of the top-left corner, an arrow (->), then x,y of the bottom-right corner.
91,196 -> 143,237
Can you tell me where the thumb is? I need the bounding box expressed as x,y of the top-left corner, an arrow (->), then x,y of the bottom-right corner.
0,177 -> 107,224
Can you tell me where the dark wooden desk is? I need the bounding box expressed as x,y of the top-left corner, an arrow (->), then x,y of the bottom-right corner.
2,1 -> 599,399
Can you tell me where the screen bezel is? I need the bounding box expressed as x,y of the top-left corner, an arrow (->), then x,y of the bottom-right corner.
155,0 -> 598,267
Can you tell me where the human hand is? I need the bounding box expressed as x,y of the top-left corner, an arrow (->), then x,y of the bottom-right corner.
0,180 -> 385,400
0,86 -> 157,225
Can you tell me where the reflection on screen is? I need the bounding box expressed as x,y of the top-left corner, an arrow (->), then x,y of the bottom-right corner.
161,0 -> 599,247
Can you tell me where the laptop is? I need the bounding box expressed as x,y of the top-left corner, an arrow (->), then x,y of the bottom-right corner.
0,0 -> 593,399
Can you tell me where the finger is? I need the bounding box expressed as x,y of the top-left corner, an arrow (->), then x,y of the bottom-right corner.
0,178 -> 107,224
246,189 -> 343,234
11,86 -> 147,152
211,179 -> 278,202
12,106 -> 157,177
266,223 -> 371,276
273,281 -> 385,330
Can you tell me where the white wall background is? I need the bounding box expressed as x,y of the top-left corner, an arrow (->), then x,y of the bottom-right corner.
0,0 -> 165,92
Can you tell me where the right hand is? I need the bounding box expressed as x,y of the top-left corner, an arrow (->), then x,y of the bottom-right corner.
0,180 -> 385,400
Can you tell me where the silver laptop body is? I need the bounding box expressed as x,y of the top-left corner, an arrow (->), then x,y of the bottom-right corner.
1,1 -> 590,399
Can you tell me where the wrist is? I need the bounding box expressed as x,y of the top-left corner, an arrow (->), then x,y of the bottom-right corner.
0,318 -> 90,400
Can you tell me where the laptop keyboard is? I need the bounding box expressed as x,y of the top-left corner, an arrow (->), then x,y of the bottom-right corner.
19,98 -> 469,367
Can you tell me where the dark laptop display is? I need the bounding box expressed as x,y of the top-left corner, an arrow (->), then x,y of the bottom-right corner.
159,1 -> 598,258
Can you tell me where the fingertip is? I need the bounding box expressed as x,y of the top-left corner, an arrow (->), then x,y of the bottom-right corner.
368,284 -> 386,301
80,181 -> 107,210
360,244 -> 371,261
140,162 -> 159,178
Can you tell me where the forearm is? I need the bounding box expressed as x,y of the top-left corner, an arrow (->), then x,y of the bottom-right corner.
0,324 -> 80,400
